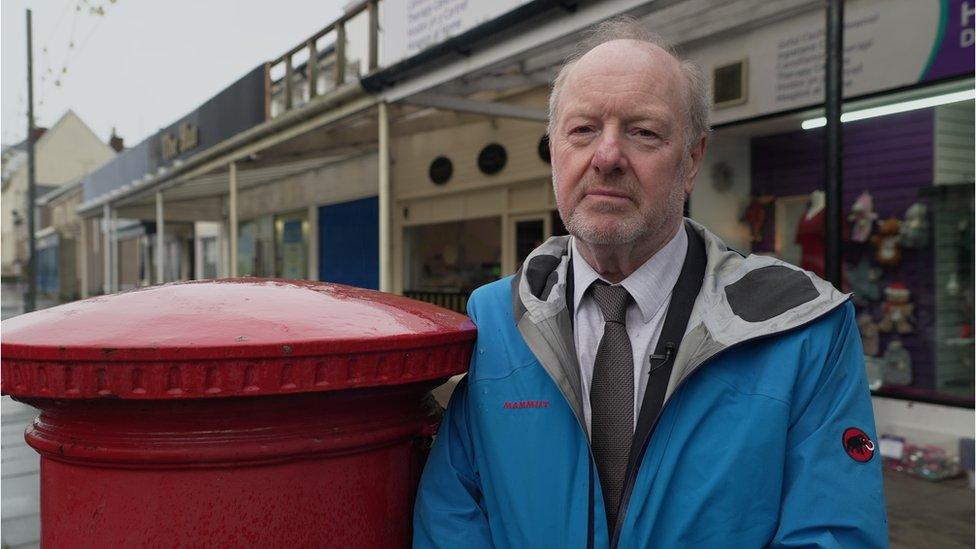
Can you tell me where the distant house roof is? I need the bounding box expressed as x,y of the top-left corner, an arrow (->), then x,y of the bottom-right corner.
36,177 -> 83,206
1,128 -> 48,186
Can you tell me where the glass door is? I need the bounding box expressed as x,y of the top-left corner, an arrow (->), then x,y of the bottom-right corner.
510,213 -> 551,273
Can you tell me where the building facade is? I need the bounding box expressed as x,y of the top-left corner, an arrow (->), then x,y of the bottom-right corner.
2,111 -> 115,279
46,0 -> 974,455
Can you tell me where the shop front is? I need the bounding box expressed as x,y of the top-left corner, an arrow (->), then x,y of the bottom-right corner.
236,210 -> 310,280
683,0 -> 974,465
391,88 -> 569,311
233,152 -> 380,284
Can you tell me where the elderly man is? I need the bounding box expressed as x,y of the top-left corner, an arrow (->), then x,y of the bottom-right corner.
414,17 -> 887,548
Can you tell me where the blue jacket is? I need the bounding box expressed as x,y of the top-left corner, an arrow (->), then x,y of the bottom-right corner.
415,220 -> 887,548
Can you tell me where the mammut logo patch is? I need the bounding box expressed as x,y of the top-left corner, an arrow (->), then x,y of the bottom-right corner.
843,427 -> 875,463
503,400 -> 550,410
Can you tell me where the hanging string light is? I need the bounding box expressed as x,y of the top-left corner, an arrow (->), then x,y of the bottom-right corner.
36,0 -> 116,113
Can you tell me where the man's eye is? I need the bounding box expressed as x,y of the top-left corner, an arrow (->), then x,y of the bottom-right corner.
570,126 -> 594,134
633,128 -> 657,138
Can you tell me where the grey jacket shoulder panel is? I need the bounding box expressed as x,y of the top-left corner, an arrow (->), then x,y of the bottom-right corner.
666,219 -> 850,397
725,265 -> 820,322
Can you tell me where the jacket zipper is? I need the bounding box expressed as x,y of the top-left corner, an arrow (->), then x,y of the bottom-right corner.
609,300 -> 849,548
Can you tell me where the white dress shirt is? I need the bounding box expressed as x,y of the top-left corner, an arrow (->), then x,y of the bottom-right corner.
571,226 -> 688,435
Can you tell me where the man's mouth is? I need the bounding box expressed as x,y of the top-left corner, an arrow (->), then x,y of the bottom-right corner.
584,188 -> 632,202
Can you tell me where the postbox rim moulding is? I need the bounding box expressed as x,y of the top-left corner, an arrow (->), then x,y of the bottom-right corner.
0,279 -> 476,400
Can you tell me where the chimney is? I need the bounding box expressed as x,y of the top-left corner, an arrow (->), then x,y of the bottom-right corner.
109,127 -> 124,152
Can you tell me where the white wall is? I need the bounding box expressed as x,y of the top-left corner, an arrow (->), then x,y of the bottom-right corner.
689,131 -> 753,253
872,397 -> 975,455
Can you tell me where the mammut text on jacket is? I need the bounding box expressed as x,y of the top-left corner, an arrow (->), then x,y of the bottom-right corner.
414,219 -> 888,548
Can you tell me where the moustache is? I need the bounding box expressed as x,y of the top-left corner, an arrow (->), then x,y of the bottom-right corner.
573,175 -> 641,202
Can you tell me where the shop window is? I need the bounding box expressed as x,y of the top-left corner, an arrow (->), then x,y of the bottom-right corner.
275,211 -> 309,280
36,244 -> 59,296
238,216 -> 274,277
743,99 -> 975,406
516,219 -> 545,270
201,236 -> 219,280
405,217 -> 501,295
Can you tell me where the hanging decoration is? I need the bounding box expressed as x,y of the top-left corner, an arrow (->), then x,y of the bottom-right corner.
847,190 -> 877,243
857,312 -> 880,356
864,356 -> 884,391
881,340 -> 913,386
740,195 -> 774,243
847,258 -> 882,304
899,202 -> 929,248
878,282 -> 915,335
870,217 -> 903,266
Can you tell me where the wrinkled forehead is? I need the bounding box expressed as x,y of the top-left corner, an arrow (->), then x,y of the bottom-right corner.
560,40 -> 686,112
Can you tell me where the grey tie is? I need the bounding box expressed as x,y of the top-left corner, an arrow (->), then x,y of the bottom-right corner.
590,282 -> 634,529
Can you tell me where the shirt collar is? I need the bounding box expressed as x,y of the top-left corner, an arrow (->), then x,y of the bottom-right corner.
571,225 -> 688,324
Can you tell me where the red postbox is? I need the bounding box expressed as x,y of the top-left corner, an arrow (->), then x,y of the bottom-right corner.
1,279 -> 475,547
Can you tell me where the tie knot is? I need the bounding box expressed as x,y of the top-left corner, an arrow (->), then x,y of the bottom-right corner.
591,283 -> 630,324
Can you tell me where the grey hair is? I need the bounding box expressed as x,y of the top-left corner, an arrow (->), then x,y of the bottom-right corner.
546,16 -> 710,151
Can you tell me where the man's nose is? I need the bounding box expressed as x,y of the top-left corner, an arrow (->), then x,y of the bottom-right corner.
591,130 -> 629,175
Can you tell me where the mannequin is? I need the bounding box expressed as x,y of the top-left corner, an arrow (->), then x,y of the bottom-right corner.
805,190 -> 826,220
795,190 -> 827,277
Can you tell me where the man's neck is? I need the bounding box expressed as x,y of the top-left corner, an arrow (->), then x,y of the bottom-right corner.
573,222 -> 682,284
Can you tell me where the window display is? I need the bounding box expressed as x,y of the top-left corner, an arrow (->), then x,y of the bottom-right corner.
739,92 -> 974,406
275,211 -> 308,280
405,217 -> 501,294
238,216 -> 274,277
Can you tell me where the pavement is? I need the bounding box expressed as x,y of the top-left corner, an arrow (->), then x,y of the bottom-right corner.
886,467 -> 974,548
1,397 -> 41,549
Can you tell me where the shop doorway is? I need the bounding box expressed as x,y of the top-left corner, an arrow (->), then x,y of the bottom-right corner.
511,213 -> 551,272
509,210 -> 568,272
318,197 -> 379,289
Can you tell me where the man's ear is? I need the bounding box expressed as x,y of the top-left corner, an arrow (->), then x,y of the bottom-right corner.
683,134 -> 708,196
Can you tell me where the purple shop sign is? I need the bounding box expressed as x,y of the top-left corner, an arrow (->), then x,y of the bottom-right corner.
922,0 -> 976,81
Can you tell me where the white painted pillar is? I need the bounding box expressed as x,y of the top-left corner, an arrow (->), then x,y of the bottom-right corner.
229,162 -> 239,277
218,222 -> 229,278
79,217 -> 89,298
102,204 -> 111,295
155,191 -> 165,284
378,102 -> 391,292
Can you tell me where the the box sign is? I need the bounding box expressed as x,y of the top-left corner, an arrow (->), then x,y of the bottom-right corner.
83,65 -> 266,203
161,121 -> 200,161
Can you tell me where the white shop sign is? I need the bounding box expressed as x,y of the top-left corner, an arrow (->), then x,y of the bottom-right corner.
688,0 -> 974,125
380,0 -> 533,67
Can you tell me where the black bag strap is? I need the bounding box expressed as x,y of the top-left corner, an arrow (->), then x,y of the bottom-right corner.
624,223 -> 707,502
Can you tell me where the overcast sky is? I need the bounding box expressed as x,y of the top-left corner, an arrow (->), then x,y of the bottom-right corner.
2,0 -> 346,147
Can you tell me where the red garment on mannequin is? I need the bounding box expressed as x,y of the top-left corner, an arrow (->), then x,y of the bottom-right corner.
796,209 -> 825,277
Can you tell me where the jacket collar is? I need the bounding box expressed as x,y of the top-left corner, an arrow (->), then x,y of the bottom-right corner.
511,218 -> 851,418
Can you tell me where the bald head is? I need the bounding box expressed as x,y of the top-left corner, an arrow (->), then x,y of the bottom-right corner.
547,18 -> 709,151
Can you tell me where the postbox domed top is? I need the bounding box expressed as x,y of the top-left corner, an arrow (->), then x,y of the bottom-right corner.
1,279 -> 476,399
